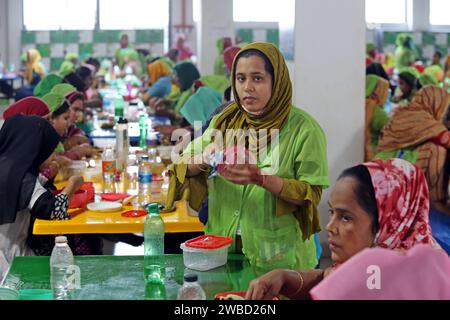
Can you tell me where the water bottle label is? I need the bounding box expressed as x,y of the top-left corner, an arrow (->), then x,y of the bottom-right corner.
102,160 -> 116,174
139,172 -> 153,183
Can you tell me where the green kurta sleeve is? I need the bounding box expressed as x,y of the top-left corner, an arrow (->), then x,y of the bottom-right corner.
276,180 -> 322,240
274,108 -> 329,240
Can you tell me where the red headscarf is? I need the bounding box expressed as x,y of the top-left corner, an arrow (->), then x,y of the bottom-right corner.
223,46 -> 241,74
3,97 -> 50,120
65,91 -> 84,105
363,158 -> 438,250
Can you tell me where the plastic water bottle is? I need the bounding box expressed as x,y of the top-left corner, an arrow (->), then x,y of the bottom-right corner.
50,236 -> 75,300
138,155 -> 152,206
144,203 -> 165,283
145,281 -> 166,300
384,88 -> 392,114
115,118 -> 129,172
177,274 -> 206,300
114,95 -> 124,123
102,147 -> 116,192
139,113 -> 148,150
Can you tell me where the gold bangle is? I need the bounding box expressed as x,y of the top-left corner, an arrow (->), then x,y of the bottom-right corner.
292,270 -> 304,296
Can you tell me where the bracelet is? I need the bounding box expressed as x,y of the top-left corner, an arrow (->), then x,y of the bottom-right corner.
292,270 -> 304,296
260,174 -> 267,188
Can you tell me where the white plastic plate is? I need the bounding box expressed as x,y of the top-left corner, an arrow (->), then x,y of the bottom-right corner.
87,201 -> 123,212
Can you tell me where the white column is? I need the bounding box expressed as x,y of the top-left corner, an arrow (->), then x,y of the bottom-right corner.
412,0 -> 430,31
7,0 -> 23,70
171,0 -> 197,54
197,0 -> 234,75
294,0 -> 366,251
0,0 -> 7,66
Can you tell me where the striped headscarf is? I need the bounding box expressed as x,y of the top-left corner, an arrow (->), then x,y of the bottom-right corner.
378,85 -> 450,151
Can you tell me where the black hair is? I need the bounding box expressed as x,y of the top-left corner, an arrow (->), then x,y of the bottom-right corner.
223,86 -> 232,102
63,72 -> 86,92
234,49 -> 274,80
51,100 -> 70,118
338,165 -> 379,236
136,49 -> 150,57
434,50 -> 442,58
76,66 -> 93,82
85,57 -> 100,69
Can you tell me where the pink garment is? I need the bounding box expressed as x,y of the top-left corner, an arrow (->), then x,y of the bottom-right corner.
85,87 -> 94,100
175,36 -> 194,61
223,46 -> 241,74
310,244 -> 450,300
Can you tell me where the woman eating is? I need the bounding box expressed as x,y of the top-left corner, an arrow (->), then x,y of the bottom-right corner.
0,115 -> 84,279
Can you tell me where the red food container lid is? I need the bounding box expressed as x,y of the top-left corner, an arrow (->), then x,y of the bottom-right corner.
185,235 -> 233,250
101,193 -> 129,201
121,210 -> 147,218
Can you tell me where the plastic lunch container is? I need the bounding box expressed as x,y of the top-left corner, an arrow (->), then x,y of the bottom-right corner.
0,287 -> 19,300
18,289 -> 53,300
180,235 -> 233,271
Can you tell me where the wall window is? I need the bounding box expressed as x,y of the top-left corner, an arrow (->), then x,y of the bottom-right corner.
233,0 -> 293,23
365,0 -> 408,24
99,0 -> 169,30
430,0 -> 450,26
23,0 -> 97,30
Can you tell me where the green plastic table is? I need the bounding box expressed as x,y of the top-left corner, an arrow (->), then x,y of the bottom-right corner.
3,254 -> 255,300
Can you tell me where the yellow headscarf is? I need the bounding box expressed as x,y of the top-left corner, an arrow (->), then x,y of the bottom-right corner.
213,42 -> 292,150
25,49 -> 46,84
147,60 -> 171,86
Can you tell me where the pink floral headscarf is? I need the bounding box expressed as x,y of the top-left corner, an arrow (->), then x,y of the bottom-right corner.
363,158 -> 438,250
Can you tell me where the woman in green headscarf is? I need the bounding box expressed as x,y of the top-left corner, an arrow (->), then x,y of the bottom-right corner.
214,37 -> 232,76
394,33 -> 417,70
364,75 -> 390,161
166,42 -> 329,275
59,53 -> 79,77
392,70 -> 417,105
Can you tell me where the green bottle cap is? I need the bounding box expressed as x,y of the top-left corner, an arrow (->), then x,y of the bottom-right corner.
148,203 -> 159,215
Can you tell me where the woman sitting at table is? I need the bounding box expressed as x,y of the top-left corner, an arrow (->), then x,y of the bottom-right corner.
376,85 -> 450,203
64,67 -> 102,110
14,49 -> 47,101
166,42 -> 329,274
141,60 -> 173,103
364,75 -> 390,161
148,61 -> 202,137
48,84 -> 95,160
0,114 -> 84,280
245,158 -> 440,300
391,70 -> 417,106
3,91 -> 93,175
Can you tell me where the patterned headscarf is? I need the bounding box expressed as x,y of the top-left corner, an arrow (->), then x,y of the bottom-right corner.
363,158 -> 438,250
378,85 -> 449,151
223,46 -> 241,74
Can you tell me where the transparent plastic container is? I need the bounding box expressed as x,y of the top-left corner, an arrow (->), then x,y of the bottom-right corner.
180,235 -> 233,271
0,287 -> 19,300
